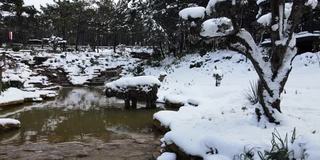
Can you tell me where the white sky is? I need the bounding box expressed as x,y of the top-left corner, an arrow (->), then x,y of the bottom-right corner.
24,0 -> 55,10
24,0 -> 120,11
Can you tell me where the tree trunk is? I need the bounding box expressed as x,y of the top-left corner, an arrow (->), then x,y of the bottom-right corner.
255,50 -> 294,124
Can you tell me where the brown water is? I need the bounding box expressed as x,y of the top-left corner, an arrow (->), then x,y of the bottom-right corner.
0,87 -> 161,160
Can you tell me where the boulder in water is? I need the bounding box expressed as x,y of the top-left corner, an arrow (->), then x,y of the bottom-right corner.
0,118 -> 21,131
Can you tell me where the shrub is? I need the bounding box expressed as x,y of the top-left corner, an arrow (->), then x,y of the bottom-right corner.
235,128 -> 307,160
245,81 -> 259,105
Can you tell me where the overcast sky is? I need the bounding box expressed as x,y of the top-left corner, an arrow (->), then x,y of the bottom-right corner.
24,0 -> 120,11
24,0 -> 55,10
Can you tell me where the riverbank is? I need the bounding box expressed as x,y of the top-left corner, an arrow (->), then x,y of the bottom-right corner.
0,87 -> 57,107
0,133 -> 160,160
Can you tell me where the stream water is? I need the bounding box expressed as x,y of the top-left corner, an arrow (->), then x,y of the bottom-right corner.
0,87 -> 161,160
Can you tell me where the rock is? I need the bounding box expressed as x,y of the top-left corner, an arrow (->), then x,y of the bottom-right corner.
153,119 -> 170,134
5,80 -> 24,88
164,100 -> 184,109
0,118 -> 21,131
158,72 -> 167,82
0,100 -> 25,107
105,76 -> 161,109
163,95 -> 185,109
187,99 -> 199,107
76,151 -> 89,158
189,61 -> 203,68
34,56 -> 49,65
131,52 -> 152,59
164,143 -> 202,160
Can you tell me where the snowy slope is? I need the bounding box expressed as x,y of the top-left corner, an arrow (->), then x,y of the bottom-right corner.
145,51 -> 320,159
42,49 -> 140,85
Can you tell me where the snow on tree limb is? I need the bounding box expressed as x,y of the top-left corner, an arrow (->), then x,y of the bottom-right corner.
200,17 -> 234,38
194,0 -> 319,123
257,13 -> 271,26
256,0 -> 267,5
179,7 -> 206,20
305,0 -> 318,9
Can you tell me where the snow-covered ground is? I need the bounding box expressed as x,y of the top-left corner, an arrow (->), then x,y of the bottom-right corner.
42,49 -> 141,85
0,47 -> 149,107
0,88 -> 57,105
0,50 -> 58,106
144,50 -> 320,159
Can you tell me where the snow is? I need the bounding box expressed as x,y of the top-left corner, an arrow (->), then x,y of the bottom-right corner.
105,76 -> 161,92
0,11 -> 15,17
146,51 -> 320,159
257,13 -> 271,26
163,94 -> 186,105
200,17 -> 234,38
206,0 -> 227,15
157,152 -> 176,160
0,118 -> 20,126
0,88 -> 57,105
262,31 -> 320,46
256,0 -> 267,5
42,48 -> 141,85
305,0 -> 318,9
24,0 -> 55,10
179,7 -> 206,20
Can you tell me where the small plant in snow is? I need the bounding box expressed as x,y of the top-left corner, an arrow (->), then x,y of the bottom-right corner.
212,66 -> 223,87
234,147 -> 255,160
236,128 -> 307,160
245,81 -> 259,105
258,128 -> 307,160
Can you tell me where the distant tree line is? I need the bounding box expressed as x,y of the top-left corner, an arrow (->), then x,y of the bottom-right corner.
1,0 -> 320,55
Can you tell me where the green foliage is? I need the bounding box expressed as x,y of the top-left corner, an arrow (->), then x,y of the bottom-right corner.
245,81 -> 259,105
235,128 -> 307,160
258,129 -> 296,160
235,147 -> 255,160
0,81 -> 10,94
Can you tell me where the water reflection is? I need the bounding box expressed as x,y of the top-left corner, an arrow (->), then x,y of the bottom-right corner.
0,87 -> 159,145
45,87 -> 123,110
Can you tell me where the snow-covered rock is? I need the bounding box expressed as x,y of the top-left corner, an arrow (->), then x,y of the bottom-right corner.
157,152 -> 176,160
42,48 -> 141,85
105,76 -> 161,92
0,88 -> 58,107
0,118 -> 21,131
105,76 -> 161,109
